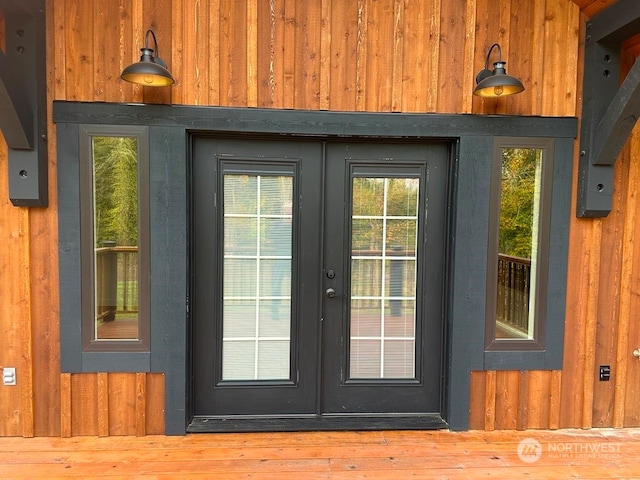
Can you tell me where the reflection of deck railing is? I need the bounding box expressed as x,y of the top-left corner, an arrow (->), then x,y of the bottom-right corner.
351,249 -> 415,311
96,245 -> 138,322
496,254 -> 531,334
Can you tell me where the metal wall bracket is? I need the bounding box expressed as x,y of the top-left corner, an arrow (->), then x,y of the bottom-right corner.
577,0 -> 640,217
0,0 -> 47,207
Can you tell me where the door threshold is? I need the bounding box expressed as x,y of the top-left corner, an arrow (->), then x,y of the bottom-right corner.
188,413 -> 448,433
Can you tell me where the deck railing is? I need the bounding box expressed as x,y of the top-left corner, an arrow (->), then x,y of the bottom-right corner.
351,248 -> 415,312
95,248 -> 531,331
496,253 -> 531,335
95,245 -> 138,321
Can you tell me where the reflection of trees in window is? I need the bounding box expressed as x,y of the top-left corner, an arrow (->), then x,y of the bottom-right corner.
93,137 -> 138,247
352,177 -> 418,251
494,147 -> 543,341
499,148 -> 541,258
92,137 -> 140,339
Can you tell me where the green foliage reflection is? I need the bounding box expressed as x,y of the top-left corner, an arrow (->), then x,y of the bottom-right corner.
499,148 -> 542,258
92,137 -> 138,247
351,177 -> 419,252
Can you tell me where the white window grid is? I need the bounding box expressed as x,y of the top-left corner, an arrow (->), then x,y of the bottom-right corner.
350,177 -> 419,379
222,175 -> 292,380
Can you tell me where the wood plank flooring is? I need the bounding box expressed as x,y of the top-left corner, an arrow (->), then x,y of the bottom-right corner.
96,318 -> 138,339
1,428 -> 639,479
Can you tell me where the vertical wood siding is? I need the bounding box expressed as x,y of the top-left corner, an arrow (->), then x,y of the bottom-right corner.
0,0 -> 638,435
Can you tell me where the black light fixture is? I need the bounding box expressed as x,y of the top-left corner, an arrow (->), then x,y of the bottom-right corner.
121,29 -> 175,87
473,43 -> 524,98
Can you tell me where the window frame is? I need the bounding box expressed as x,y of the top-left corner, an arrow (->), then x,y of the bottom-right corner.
58,123 -> 156,373
346,165 -> 426,382
482,136 -> 572,370
79,125 -> 151,352
485,138 -> 553,351
216,159 -> 300,385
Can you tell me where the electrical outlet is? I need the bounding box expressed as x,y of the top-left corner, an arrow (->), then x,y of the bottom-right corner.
599,365 -> 611,381
2,367 -> 16,386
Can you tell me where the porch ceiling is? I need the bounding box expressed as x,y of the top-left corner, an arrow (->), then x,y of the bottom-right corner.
573,0 -> 618,17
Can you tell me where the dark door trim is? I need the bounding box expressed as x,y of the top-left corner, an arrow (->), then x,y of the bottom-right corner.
53,101 -> 578,433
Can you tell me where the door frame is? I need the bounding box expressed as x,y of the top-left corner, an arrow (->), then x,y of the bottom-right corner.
53,100 -> 578,433
189,139 -> 451,431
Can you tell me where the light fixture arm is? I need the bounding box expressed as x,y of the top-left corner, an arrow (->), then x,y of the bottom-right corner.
140,30 -> 169,69
476,43 -> 504,84
484,43 -> 502,69
140,29 -> 162,68
145,29 -> 157,53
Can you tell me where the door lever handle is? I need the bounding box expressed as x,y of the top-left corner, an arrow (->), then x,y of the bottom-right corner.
325,288 -> 336,298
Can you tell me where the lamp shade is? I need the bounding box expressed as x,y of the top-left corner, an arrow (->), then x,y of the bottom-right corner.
473,62 -> 524,97
121,31 -> 175,87
473,44 -> 524,98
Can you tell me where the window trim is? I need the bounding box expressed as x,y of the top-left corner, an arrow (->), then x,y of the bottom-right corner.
485,138 -> 554,351
215,159 -> 300,385
79,125 -> 151,352
482,136 -> 573,371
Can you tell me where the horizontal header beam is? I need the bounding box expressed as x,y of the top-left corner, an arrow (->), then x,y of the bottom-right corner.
53,101 -> 578,140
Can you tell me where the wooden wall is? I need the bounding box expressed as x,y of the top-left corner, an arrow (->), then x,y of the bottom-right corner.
1,0 -> 639,436
469,32 -> 640,431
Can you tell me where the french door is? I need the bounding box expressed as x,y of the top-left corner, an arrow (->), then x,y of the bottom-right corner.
190,137 -> 450,430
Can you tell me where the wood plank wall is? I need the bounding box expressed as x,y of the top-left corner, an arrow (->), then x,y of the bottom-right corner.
1,0 -> 638,436
469,30 -> 640,431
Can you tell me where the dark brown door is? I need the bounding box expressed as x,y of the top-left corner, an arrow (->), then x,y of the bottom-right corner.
191,137 -> 449,429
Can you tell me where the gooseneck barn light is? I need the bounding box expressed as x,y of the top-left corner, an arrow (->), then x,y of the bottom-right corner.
121,30 -> 175,87
473,43 -> 524,98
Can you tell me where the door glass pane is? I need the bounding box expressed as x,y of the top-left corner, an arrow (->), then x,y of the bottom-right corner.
350,177 -> 419,379
495,147 -> 543,340
92,137 -> 140,340
222,174 -> 293,380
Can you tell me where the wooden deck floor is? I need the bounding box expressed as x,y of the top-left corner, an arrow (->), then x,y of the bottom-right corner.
1,428 -> 640,479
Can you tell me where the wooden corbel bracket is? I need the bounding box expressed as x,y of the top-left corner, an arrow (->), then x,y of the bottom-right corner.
577,0 -> 640,217
0,0 -> 47,207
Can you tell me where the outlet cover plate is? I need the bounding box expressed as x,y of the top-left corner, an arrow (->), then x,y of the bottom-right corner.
2,367 -> 16,386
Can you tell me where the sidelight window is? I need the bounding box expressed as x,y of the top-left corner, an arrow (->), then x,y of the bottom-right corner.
79,126 -> 150,352
486,139 -> 552,351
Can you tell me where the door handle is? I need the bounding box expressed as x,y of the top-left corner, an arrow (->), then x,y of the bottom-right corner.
325,288 -> 336,298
